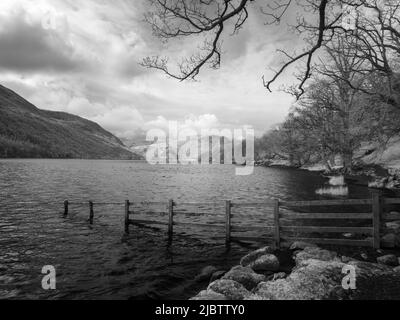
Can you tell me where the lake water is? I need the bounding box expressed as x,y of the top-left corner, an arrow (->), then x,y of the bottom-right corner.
0,159 -> 372,300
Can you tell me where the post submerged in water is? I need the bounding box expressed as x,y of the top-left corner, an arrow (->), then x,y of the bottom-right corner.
274,199 -> 281,249
372,190 -> 383,249
125,200 -> 130,234
64,200 -> 69,216
89,201 -> 94,225
168,199 -> 174,241
225,200 -> 232,246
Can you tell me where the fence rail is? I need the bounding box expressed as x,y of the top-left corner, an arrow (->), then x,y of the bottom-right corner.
61,190 -> 399,249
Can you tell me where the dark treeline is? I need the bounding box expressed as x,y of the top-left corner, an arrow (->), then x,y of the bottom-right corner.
255,14 -> 400,171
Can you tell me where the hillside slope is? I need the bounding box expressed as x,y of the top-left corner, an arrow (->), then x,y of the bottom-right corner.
0,85 -> 138,159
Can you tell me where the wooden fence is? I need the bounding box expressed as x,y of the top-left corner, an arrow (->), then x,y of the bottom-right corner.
63,190 -> 400,249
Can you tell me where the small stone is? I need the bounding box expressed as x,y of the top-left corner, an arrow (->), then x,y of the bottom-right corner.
386,221 -> 400,231
240,247 -> 275,267
272,272 -> 287,281
343,233 -> 354,238
190,290 -> 228,300
208,279 -> 251,300
341,256 -> 353,263
195,266 -> 218,282
361,253 -> 369,261
249,254 -> 280,272
377,255 -> 399,267
289,241 -> 318,251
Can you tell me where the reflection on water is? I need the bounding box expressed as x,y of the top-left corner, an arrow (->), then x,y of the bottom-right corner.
316,175 -> 349,197
316,186 -> 349,196
0,160 -> 371,300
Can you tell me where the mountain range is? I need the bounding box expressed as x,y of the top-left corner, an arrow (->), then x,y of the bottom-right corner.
0,85 -> 141,160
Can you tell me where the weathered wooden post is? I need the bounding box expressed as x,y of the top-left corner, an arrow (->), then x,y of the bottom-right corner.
372,190 -> 383,249
225,200 -> 232,245
168,200 -> 174,241
274,199 -> 281,249
64,200 -> 69,216
89,201 -> 94,225
124,200 -> 130,234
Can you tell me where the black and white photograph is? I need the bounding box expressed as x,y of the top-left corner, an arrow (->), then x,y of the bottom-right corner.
1,0 -> 400,307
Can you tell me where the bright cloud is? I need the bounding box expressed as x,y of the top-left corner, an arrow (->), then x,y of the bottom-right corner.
0,0 -> 297,139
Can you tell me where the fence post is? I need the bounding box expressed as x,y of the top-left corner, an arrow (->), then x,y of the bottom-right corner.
125,200 -> 130,234
89,201 -> 94,225
64,200 -> 69,216
274,199 -> 281,249
372,190 -> 383,249
168,200 -> 174,241
225,200 -> 232,245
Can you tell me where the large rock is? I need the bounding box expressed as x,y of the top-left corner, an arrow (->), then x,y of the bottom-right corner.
377,255 -> 399,267
207,279 -> 252,300
192,246 -> 400,300
240,247 -> 275,267
289,241 -> 318,251
254,258 -> 400,300
254,259 -> 346,300
222,266 -> 265,290
191,290 -> 228,300
195,266 -> 218,282
250,254 -> 280,272
295,247 -> 338,264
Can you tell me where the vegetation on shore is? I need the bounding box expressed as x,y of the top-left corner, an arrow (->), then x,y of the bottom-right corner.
192,243 -> 400,300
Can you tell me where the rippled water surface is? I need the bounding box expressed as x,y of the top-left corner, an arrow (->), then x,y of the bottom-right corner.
0,160 -> 371,300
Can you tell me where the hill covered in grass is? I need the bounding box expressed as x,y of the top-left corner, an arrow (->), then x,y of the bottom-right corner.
0,85 -> 140,159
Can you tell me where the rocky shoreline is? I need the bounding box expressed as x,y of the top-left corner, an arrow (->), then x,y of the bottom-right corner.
191,242 -> 400,300
255,159 -> 400,192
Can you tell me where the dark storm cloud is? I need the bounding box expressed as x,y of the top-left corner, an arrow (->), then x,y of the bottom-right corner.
0,13 -> 84,73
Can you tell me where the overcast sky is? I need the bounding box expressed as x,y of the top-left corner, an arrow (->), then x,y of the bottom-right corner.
0,0 -> 301,138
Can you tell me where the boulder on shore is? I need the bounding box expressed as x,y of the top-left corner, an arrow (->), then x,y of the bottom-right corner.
254,259 -> 346,300
207,279 -> 252,300
294,247 -> 338,264
190,290 -> 228,300
250,254 -> 280,272
240,247 -> 275,267
253,258 -> 400,300
195,266 -> 218,283
290,241 -> 318,251
191,244 -> 400,300
377,255 -> 399,267
222,266 -> 265,290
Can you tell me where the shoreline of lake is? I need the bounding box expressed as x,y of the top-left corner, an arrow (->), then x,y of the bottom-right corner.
191,243 -> 400,300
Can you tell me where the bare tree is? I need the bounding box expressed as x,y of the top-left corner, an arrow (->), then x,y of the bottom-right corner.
142,0 -> 400,102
